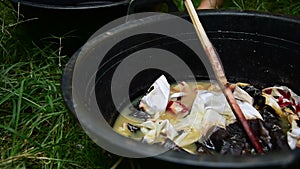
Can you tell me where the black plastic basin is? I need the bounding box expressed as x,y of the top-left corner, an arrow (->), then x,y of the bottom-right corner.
9,0 -> 177,55
62,10 -> 300,168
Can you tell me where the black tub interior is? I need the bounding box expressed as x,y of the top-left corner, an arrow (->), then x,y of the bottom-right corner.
95,33 -> 210,124
95,11 -> 300,126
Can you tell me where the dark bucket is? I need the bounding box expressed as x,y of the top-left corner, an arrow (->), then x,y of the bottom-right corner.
62,10 -> 300,168
9,0 -> 177,55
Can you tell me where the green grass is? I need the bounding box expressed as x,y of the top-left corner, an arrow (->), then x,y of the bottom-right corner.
172,0 -> 300,15
0,0 -> 299,169
0,1 -> 118,168
223,0 -> 300,16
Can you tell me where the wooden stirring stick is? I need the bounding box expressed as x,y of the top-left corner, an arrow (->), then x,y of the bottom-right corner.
184,0 -> 264,154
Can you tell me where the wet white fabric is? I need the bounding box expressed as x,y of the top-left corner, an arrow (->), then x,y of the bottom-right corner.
139,83 -> 262,147
287,121 -> 300,149
139,75 -> 170,115
263,86 -> 300,149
